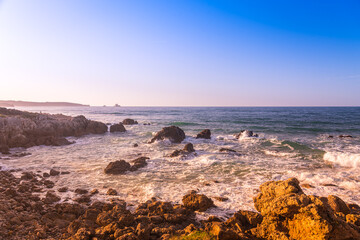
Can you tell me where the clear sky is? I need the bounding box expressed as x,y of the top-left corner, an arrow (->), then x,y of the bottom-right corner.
0,0 -> 359,106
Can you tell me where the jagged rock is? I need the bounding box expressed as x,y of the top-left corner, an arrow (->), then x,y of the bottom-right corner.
130,157 -> 149,171
104,160 -> 131,175
0,108 -> 107,151
109,123 -> 126,133
122,119 -> 138,125
182,193 -> 214,212
235,130 -> 258,139
252,178 -> 360,240
170,143 -> 195,157
149,126 -> 185,143
196,129 -> 211,139
106,188 -> 117,196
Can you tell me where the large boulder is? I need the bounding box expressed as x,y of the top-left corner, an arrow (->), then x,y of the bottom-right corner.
122,119 -> 138,125
252,178 -> 360,240
196,129 -> 211,139
149,126 -> 185,143
182,192 -> 214,212
104,160 -> 131,175
109,123 -> 126,133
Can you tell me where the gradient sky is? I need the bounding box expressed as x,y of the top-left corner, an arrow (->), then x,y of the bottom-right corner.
0,0 -> 359,106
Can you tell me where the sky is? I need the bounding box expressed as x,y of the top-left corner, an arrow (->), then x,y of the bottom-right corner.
0,0 -> 359,106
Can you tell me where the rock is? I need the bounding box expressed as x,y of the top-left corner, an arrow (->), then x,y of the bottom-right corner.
49,169 -> 60,176
196,129 -> 211,139
75,188 -> 88,195
252,177 -> 360,240
300,183 -> 315,189
58,187 -> 68,192
219,148 -> 236,153
182,193 -> 215,212
235,130 -> 258,139
133,143 -> 138,147
130,157 -> 149,171
122,119 -> 138,125
183,143 -> 195,153
43,191 -> 61,204
74,195 -> 91,204
214,196 -> 229,202
0,108 -> 107,151
339,135 -> 353,138
90,189 -> 99,195
61,171 -> 70,175
106,188 -> 117,195
149,126 -> 185,143
326,195 -> 350,215
104,160 -> 131,175
109,123 -> 126,133
43,172 -> 50,178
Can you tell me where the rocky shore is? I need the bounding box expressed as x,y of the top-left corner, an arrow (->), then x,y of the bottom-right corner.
1,168 -> 360,240
0,107 -> 108,154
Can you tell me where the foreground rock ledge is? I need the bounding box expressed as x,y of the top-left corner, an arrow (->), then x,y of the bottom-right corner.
0,107 -> 107,152
1,170 -> 360,240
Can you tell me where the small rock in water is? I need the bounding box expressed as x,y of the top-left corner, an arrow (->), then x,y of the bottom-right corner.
104,160 -> 131,175
213,196 -> 229,202
109,123 -> 126,133
122,118 -> 138,125
75,188 -> 88,195
183,143 -> 195,153
49,169 -> 60,176
58,187 -> 68,192
61,171 -> 70,175
301,183 -> 315,189
219,148 -> 236,153
133,143 -> 139,147
90,189 -> 99,195
339,135 -> 353,138
43,172 -> 50,178
196,129 -> 211,139
107,188 -> 117,195
130,157 -> 149,171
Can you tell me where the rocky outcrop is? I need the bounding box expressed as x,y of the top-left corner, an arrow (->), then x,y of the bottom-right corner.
149,126 -> 185,143
252,178 -> 360,240
196,129 -> 211,139
122,119 -> 138,125
170,143 -> 195,157
182,191 -> 215,212
104,157 -> 149,175
109,123 -> 126,133
0,108 -> 107,151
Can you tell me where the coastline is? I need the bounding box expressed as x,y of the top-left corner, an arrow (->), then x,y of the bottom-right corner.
1,107 -> 360,239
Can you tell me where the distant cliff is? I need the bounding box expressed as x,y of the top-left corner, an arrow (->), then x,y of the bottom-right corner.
0,100 -> 89,107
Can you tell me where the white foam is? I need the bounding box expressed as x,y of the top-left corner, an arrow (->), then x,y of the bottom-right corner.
324,151 -> 360,168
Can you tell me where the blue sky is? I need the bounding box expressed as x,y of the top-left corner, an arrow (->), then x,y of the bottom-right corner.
0,0 -> 359,106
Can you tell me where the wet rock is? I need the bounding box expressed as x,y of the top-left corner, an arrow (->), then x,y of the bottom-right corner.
122,119 -> 138,125
75,188 -> 89,195
0,144 -> 10,154
182,193 -> 215,212
300,183 -> 315,189
110,123 -> 126,133
104,160 -> 131,175
219,148 -> 237,153
74,195 -> 91,204
214,196 -> 229,202
149,126 -> 185,143
50,169 -> 60,176
90,189 -> 99,195
196,129 -> 211,139
339,135 -> 353,138
326,195 -> 351,215
183,143 -> 195,153
130,157 -> 149,171
61,171 -> 70,175
235,130 -> 258,139
58,187 -> 68,192
133,143 -> 138,147
106,188 -> 117,195
43,172 -> 50,178
43,191 -> 61,204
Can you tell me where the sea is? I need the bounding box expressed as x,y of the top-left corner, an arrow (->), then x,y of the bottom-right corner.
1,106 -> 359,218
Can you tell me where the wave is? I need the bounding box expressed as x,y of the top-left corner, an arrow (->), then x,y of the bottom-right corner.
324,152 -> 360,168
168,122 -> 201,126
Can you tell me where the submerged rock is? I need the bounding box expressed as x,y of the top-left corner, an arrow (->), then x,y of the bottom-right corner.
182,192 -> 215,212
196,129 -> 211,139
183,143 -> 195,153
149,126 -> 185,143
170,143 -> 196,157
122,119 -> 138,125
219,147 -> 237,153
235,130 -> 258,139
109,123 -> 126,133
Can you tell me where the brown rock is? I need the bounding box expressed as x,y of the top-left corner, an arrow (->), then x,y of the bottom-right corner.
43,191 -> 61,204
182,193 -> 214,212
58,187 -> 68,192
107,188 -> 117,195
110,123 -> 126,133
104,160 -> 131,174
50,169 -> 60,176
149,126 -> 185,143
130,156 -> 149,171
219,148 -> 237,153
122,119 -> 138,125
183,143 -> 195,153
196,129 -> 211,139
75,188 -> 88,195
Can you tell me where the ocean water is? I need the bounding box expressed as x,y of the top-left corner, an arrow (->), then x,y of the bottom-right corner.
1,106 -> 360,218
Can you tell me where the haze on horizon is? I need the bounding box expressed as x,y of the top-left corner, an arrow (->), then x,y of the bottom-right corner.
0,0 -> 359,107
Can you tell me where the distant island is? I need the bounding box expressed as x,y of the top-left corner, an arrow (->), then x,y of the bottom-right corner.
0,100 -> 90,107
